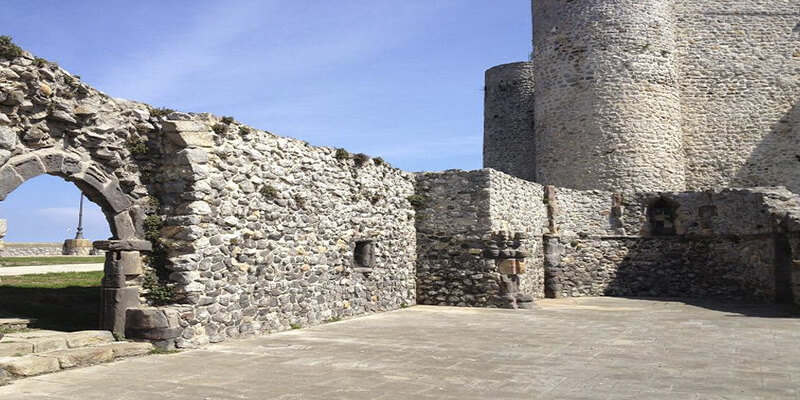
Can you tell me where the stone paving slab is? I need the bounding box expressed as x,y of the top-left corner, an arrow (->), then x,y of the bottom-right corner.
1,297 -> 799,399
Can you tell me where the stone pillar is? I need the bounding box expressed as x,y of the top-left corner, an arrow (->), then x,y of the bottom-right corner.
94,240 -> 150,335
483,62 -> 536,182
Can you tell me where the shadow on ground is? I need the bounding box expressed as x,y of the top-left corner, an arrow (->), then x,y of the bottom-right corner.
0,285 -> 100,331
617,296 -> 800,319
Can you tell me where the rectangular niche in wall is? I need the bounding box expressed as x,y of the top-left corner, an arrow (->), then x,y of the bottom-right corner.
354,240 -> 376,273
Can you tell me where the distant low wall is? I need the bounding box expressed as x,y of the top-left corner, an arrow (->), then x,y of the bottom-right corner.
1,242 -> 64,257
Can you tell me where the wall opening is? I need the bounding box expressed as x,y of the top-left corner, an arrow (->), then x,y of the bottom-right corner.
647,197 -> 679,236
0,175 -> 110,332
354,240 -> 376,272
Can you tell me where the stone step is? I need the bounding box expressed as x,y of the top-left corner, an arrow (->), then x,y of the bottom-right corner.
0,341 -> 154,381
0,318 -> 36,331
1,330 -> 115,353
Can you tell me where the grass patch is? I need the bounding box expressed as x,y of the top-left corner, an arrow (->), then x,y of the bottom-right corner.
0,271 -> 103,331
289,323 -> 302,330
0,256 -> 104,267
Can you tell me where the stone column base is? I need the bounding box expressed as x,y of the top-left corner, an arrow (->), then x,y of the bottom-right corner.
62,238 -> 93,255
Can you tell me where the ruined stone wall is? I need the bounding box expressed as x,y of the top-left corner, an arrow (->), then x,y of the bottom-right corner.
676,1 -> 800,193
483,62 -> 535,182
486,170 -> 545,298
544,187 -> 793,301
161,118 -> 417,346
1,242 -> 64,256
531,0 -> 685,193
414,169 -> 544,308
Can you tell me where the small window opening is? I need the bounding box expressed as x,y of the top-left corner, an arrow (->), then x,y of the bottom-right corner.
354,240 -> 376,271
648,197 -> 678,236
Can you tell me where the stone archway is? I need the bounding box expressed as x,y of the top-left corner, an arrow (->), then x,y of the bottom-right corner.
0,149 -> 149,334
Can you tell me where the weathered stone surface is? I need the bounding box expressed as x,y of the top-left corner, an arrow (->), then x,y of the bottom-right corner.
64,331 -> 115,348
0,355 -> 59,377
93,240 -> 152,252
100,287 -> 140,334
17,336 -> 67,353
166,131 -> 214,148
0,342 -> 33,357
0,127 -> 16,150
47,346 -> 114,369
106,342 -> 153,358
11,155 -> 44,181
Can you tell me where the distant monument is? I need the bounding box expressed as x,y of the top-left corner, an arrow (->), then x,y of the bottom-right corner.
62,194 -> 92,256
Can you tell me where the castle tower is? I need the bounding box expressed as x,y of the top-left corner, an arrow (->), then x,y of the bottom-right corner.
483,62 -> 536,182
531,0 -> 686,192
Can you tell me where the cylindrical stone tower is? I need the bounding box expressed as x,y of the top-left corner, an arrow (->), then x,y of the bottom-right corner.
483,62 -> 536,182
532,0 -> 686,192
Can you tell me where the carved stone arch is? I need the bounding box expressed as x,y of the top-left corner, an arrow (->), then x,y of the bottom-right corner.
0,149 -> 148,334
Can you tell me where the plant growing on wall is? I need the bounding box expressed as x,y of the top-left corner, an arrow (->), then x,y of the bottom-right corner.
353,153 -> 370,167
0,36 -> 23,59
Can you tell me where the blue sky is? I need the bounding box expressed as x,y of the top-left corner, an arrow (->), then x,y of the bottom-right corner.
1,0 -> 531,241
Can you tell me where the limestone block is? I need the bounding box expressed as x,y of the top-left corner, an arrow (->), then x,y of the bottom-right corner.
0,355 -> 60,377
93,239 -> 152,252
39,151 -> 65,173
0,126 -> 17,150
0,342 -> 33,357
19,336 -> 68,353
163,130 -> 213,150
118,251 -> 143,276
100,181 -> 133,213
64,330 -> 115,348
160,120 -> 208,133
47,346 -> 114,369
106,342 -> 153,358
11,155 -> 44,180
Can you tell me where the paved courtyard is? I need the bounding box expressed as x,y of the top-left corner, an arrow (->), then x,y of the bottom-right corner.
1,297 -> 799,399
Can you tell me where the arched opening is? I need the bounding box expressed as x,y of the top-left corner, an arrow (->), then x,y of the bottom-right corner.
0,152 -> 146,335
0,175 -> 111,332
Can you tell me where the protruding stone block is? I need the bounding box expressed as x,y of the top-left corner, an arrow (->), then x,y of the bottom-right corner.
125,308 -> 182,341
93,240 -> 152,252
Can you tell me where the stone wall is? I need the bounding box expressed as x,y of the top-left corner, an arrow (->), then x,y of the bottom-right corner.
414,169 -> 544,308
677,1 -> 800,192
158,117 -> 418,347
1,242 -> 64,256
544,186 -> 800,302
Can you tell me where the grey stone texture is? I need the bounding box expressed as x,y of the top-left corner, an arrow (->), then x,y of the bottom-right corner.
414,170 -> 545,307
483,62 -> 536,182
0,242 -> 63,256
485,0 -> 800,194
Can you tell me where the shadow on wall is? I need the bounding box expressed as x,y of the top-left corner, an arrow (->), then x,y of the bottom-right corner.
732,100 -> 800,193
